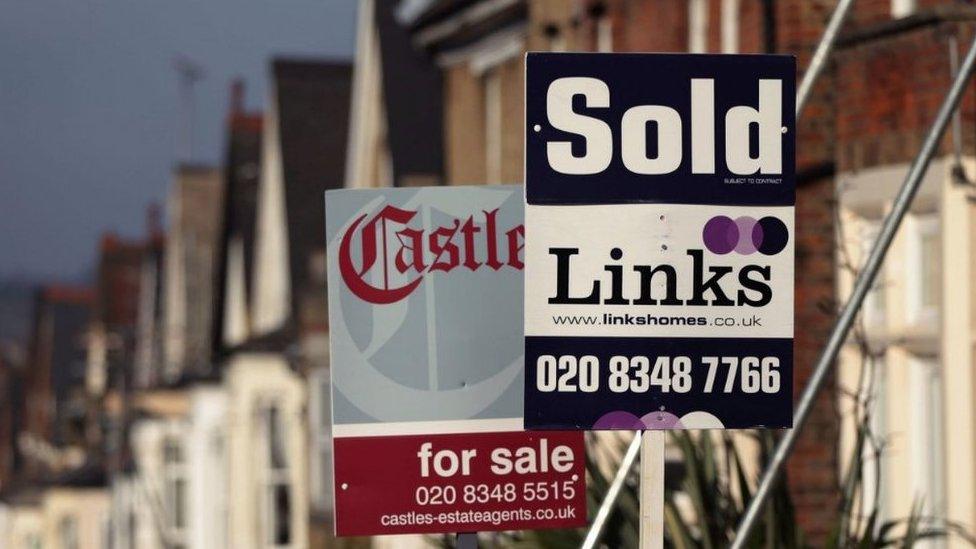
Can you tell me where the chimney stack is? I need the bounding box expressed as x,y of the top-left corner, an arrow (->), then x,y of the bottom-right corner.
146,202 -> 163,241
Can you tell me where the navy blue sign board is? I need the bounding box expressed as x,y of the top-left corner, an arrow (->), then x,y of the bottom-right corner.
523,53 -> 795,430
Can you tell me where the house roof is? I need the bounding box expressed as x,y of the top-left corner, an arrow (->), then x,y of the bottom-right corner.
376,0 -> 445,183
211,108 -> 263,360
399,0 -> 527,54
397,0 -> 484,29
273,58 -> 352,335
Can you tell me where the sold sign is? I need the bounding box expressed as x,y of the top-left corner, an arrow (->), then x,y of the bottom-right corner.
523,53 -> 796,431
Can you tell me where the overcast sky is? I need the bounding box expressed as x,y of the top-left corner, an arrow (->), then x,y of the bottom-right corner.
0,0 -> 357,281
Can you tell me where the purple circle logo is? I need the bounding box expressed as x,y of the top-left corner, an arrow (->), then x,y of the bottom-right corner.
703,215 -> 788,255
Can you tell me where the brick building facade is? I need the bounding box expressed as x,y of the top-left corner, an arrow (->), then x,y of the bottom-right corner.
399,0 -> 842,542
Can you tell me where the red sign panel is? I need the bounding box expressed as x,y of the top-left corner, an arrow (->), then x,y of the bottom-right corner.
333,431 -> 586,536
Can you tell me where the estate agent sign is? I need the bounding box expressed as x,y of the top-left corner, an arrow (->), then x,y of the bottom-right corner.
523,53 -> 796,430
326,185 -> 586,536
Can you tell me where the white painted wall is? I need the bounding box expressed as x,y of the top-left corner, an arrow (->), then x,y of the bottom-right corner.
688,0 -> 708,53
131,417 -> 184,549
41,488 -> 111,549
892,0 -> 917,18
225,353 -> 308,549
186,385 -> 229,549
344,0 -> 395,189
222,236 -> 250,346
939,157 -> 974,548
109,477 -> 139,549
0,503 -> 43,549
721,0 -> 740,53
252,86 -> 292,335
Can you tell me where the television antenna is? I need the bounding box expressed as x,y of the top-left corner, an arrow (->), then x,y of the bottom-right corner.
173,55 -> 206,163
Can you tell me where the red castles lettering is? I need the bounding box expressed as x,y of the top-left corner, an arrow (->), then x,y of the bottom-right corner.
339,205 -> 524,304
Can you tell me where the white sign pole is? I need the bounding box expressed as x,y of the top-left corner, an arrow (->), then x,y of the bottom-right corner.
639,430 -> 665,549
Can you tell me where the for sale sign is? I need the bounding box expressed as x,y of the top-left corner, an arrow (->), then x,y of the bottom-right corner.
326,185 -> 586,536
524,53 -> 795,430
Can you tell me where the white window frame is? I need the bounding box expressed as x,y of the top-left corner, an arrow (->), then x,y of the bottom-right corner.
256,401 -> 293,549
596,14 -> 613,52
162,435 -> 187,548
909,356 -> 946,548
59,515 -> 79,549
308,368 -> 333,513
721,0 -> 740,53
207,428 -> 229,549
689,0 -> 708,53
906,213 -> 940,326
892,0 -> 917,18
859,217 -> 887,330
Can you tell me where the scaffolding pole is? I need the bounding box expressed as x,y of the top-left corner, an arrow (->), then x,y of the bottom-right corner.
581,433 -> 642,549
730,30 -> 976,549
796,0 -> 856,117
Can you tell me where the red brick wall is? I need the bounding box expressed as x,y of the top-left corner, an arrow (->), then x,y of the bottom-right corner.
597,0 -> 842,541
708,0 -> 724,52
565,1 -> 976,543
740,0 -> 766,53
609,0 -> 688,52
788,174 -> 838,542
836,19 -> 976,172
777,0 -> 837,170
775,0 -> 840,541
852,0 -> 896,26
